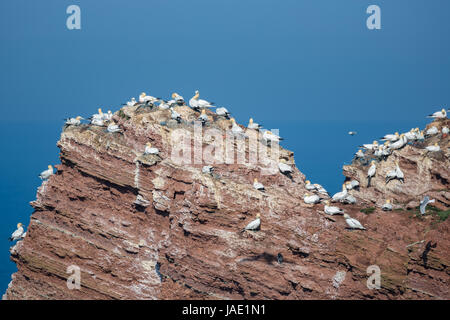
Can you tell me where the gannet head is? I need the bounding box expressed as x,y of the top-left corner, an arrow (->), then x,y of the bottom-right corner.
434,142 -> 438,146
256,213 -> 261,219
98,108 -> 103,114
48,165 -> 53,170
324,200 -> 329,204
75,116 -> 82,120
371,160 -> 376,164
358,149 -> 362,152
194,90 -> 200,98
343,213 -> 350,219
140,92 -> 146,97
17,223 -> 23,228
386,199 -> 391,204
280,158 -> 286,163
146,142 -> 152,147
305,180 -> 310,184
230,118 -> 235,123
201,109 -> 206,115
172,93 -> 177,98
442,108 -> 446,113
373,141 -> 378,145
249,118 -> 253,124
266,131 -> 272,134
395,132 -> 399,136
254,178 -> 258,183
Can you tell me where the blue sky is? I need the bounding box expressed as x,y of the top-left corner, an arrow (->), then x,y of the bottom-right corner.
0,0 -> 449,294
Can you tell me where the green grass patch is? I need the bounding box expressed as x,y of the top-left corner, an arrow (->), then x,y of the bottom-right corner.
360,207 -> 375,214
117,109 -> 130,120
437,210 -> 450,221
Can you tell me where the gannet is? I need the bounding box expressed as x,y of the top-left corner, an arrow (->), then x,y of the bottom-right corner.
198,109 -> 209,124
388,134 -> 407,150
425,126 -> 438,137
380,132 -> 400,142
170,107 -> 182,123
158,100 -> 170,110
415,130 -> 425,140
427,108 -> 447,119
253,178 -> 265,191
425,143 -> 440,153
39,165 -> 54,180
144,142 -> 159,155
342,194 -> 356,204
9,223 -> 24,241
304,193 -> 321,204
361,141 -> 379,151
331,184 -> 347,202
172,93 -> 185,105
262,131 -> 283,143
305,180 -> 317,191
346,180 -> 360,190
314,184 -> 330,197
189,90 -> 214,110
385,160 -> 404,184
419,196 -> 435,215
215,107 -> 230,119
348,131 -> 357,136
442,126 -> 449,135
90,108 -> 104,120
230,118 -> 246,137
107,122 -> 121,133
382,199 -> 393,211
139,92 -> 159,104
355,149 -> 365,158
202,165 -> 213,174
244,213 -> 261,231
65,116 -> 83,126
125,97 -> 137,107
247,118 -> 262,130
343,214 -> 366,230
278,159 -> 293,175
367,161 -> 376,187
103,110 -> 113,121
324,200 -> 344,215
91,117 -> 104,126
405,129 -> 417,141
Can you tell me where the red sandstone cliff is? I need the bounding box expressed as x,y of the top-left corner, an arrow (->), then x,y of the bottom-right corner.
3,105 -> 449,300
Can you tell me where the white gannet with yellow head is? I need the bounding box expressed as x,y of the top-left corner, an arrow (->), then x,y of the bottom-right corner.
303,193 -> 321,204
380,132 -> 400,142
382,199 -> 393,211
331,183 -> 347,202
198,109 -> 209,124
39,165 -> 54,180
323,200 -> 344,215
244,213 -> 261,231
189,90 -> 214,111
107,121 -> 121,133
343,214 -> 366,230
215,107 -> 230,119
427,108 -> 447,119
278,159 -> 293,175
262,130 -> 283,144
247,118 -> 262,130
425,142 -> 440,153
9,223 -> 25,241
253,178 -> 265,191
367,160 -> 377,187
65,116 -> 83,126
144,142 -> 159,155
172,93 -> 185,105
425,126 -> 438,137
305,180 -> 317,191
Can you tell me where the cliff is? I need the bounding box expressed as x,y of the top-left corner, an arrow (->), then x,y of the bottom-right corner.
3,105 -> 449,300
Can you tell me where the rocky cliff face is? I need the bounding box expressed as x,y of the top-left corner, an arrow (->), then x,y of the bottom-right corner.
3,105 -> 449,300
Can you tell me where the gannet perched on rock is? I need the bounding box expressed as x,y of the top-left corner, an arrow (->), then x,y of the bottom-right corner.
361,141 -> 378,151
103,110 -> 113,121
172,93 -> 185,105
427,108 -> 447,119
125,97 -> 137,107
405,129 -> 417,141
343,214 -> 366,230
189,90 -> 214,111
262,131 -> 283,144
304,193 -> 321,204
9,223 -> 25,241
39,165 -> 54,180
420,196 -> 435,215
247,118 -> 262,130
198,109 -> 209,124
230,118 -> 246,137
380,132 -> 400,142
385,160 -> 404,184
144,142 -> 159,155
244,213 -> 261,231
354,149 -> 365,159
202,165 -> 214,174
139,92 -> 159,104
331,184 -> 347,202
314,184 -> 330,197
324,200 -> 344,215
90,108 -> 104,120
170,107 -> 182,123
425,126 -> 438,137
342,194 -> 356,204
425,143 -> 440,153
382,199 -> 393,211
442,126 -> 449,135
215,107 -> 230,119
278,159 -> 293,175
158,100 -> 170,110
253,178 -> 265,191
305,180 -> 317,191
367,160 -> 376,187
64,116 -> 83,126
91,117 -> 104,126
107,122 -> 121,133
346,180 -> 360,190
388,134 -> 407,150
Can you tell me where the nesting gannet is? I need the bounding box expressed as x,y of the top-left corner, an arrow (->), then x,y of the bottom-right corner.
65,116 -> 83,126
198,109 -> 209,124
39,165 -> 54,180
247,118 -> 262,130
253,178 -> 265,191
442,126 -> 449,135
382,199 -> 393,211
158,100 -> 170,110
342,194 -> 356,204
388,134 -> 407,150
343,214 -> 366,230
107,122 -> 121,133
91,117 -> 104,126
314,184 -> 330,197
361,141 -> 379,151
278,159 -> 293,175
139,92 -> 159,104
323,200 -> 344,215
355,149 -> 365,158
304,193 -> 321,204
189,90 -> 214,110
230,118 -> 246,137
405,129 -> 417,141
331,184 -> 347,202
262,131 -> 283,144
367,161 -> 376,187
244,213 -> 261,231
385,160 -> 404,184
202,165 -> 213,174
380,132 -> 400,142
305,180 -> 317,191
419,196 -> 435,215
125,97 -> 137,107
103,110 -> 113,121
346,180 -> 360,190
348,131 -> 357,136
144,142 -> 159,155
90,108 -> 104,120
415,129 -> 425,140
425,126 -> 438,137
172,93 -> 185,105
215,107 -> 230,119
9,223 -> 24,241
427,108 -> 447,119
425,143 -> 440,153
170,107 -> 182,123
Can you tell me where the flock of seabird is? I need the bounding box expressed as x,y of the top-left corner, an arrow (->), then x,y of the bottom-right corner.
8,98 -> 448,243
